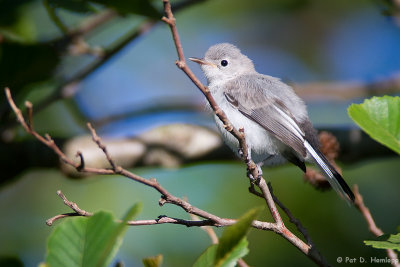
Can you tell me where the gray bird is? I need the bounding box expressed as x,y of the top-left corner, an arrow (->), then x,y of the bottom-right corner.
190,43 -> 354,203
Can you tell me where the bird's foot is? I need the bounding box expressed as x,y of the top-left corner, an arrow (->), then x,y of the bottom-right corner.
247,164 -> 263,184
238,148 -> 244,158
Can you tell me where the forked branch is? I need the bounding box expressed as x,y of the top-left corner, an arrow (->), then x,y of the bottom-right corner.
5,87 -> 275,232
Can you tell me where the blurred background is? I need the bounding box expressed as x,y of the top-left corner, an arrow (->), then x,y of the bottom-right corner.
1,0 -> 400,266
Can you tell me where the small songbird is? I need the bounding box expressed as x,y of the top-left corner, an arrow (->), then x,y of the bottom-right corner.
190,43 -> 354,203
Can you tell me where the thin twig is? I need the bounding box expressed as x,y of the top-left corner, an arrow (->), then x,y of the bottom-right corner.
268,182 -> 314,245
46,190 -> 93,226
5,87 -> 279,233
44,190 -> 275,233
87,122 -> 117,170
25,101 -> 34,130
56,190 -> 92,216
190,213 -> 219,244
353,185 -> 400,267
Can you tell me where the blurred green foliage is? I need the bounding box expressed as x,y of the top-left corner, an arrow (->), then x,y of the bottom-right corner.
0,41 -> 60,91
0,0 -> 35,26
47,0 -> 161,17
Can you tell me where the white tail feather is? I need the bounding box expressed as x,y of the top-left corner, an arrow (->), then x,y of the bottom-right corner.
304,140 -> 350,203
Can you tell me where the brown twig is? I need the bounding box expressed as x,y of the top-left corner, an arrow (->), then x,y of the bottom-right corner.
87,122 -> 118,170
267,182 -> 314,246
353,185 -> 400,267
46,190 -> 221,227
161,1 -> 328,266
5,87 -> 280,233
46,190 -> 93,226
190,213 -> 219,244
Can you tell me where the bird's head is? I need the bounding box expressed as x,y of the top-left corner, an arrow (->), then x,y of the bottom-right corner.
190,43 -> 256,84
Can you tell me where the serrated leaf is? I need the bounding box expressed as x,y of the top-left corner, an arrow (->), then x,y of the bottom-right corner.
193,207 -> 261,267
46,203 -> 141,267
348,96 -> 400,154
364,233 -> 400,252
142,254 -> 163,267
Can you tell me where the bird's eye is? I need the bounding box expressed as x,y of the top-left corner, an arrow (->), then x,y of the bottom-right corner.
221,60 -> 228,67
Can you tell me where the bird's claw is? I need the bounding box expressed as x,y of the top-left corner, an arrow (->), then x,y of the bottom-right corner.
238,148 -> 244,158
247,168 -> 262,184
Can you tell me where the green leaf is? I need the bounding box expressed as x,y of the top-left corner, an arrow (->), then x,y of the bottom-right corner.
364,232 -> 400,252
142,254 -> 163,267
348,96 -> 400,154
46,203 -> 141,267
193,239 -> 249,267
193,207 -> 261,267
193,244 -> 218,267
215,208 -> 260,267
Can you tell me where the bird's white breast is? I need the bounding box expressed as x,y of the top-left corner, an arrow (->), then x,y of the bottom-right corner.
209,82 -> 286,165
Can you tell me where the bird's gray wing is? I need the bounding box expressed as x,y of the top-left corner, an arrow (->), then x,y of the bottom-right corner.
224,76 -> 307,158
224,76 -> 355,203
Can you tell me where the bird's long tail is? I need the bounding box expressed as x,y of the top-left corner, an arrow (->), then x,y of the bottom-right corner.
304,140 -> 355,204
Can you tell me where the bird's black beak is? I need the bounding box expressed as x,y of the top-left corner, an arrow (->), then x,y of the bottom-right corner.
189,57 -> 217,68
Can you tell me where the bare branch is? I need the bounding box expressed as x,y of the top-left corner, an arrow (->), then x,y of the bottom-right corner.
87,122 -> 117,170
44,190 -> 278,234
57,190 -> 92,216
190,213 -> 219,244
5,88 -> 282,236
46,190 -> 93,226
268,182 -> 314,246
